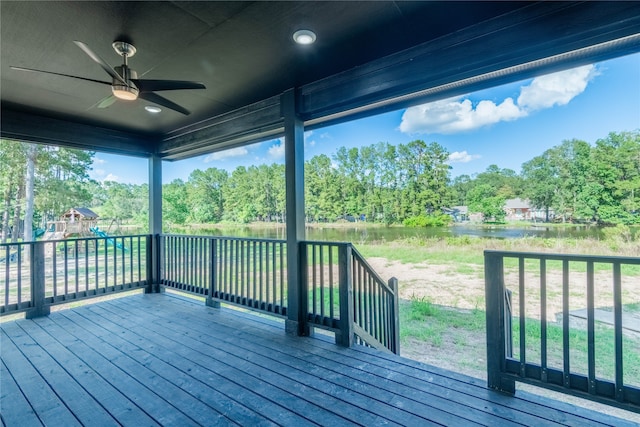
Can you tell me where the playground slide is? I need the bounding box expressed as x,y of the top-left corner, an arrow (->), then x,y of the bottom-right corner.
89,227 -> 127,251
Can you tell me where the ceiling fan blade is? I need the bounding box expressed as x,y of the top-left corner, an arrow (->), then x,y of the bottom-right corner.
131,79 -> 206,92
73,40 -> 128,86
139,92 -> 191,115
97,95 -> 118,109
10,66 -> 112,86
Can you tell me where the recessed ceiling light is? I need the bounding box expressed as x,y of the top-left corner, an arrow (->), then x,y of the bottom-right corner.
145,105 -> 162,113
293,29 -> 316,45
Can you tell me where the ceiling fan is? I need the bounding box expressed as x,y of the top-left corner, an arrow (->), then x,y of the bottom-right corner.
11,40 -> 206,115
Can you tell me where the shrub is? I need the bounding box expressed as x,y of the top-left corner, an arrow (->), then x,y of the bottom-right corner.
403,214 -> 452,227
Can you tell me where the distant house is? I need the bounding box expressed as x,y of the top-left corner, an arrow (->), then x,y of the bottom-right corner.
449,199 -> 550,222
504,198 -> 531,220
442,206 -> 469,222
503,199 -> 552,221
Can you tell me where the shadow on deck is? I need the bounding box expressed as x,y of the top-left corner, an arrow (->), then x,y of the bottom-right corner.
1,293 -> 635,426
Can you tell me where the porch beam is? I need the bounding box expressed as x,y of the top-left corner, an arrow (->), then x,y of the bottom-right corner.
159,96 -> 283,161
0,108 -> 153,157
300,1 -> 640,127
282,88 -> 308,337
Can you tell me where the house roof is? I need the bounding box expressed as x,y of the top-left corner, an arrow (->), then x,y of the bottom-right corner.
2,2 -> 639,160
505,198 -> 531,209
62,207 -> 99,219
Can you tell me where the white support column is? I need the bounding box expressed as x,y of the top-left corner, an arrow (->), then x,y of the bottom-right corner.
283,88 -> 309,336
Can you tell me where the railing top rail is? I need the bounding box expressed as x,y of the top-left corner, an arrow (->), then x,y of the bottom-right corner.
160,234 -> 286,244
484,249 -> 640,264
0,234 -> 150,247
303,240 -> 351,247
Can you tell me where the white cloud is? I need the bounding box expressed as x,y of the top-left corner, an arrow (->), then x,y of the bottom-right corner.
204,147 -> 248,162
93,157 -> 106,165
268,139 -> 285,158
399,64 -> 596,135
517,64 -> 596,111
103,173 -> 119,182
448,151 -> 481,163
399,97 -> 523,134
94,168 -> 106,176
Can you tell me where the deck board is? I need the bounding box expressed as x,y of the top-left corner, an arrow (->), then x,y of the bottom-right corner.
1,293 -> 635,427
110,296 -> 526,426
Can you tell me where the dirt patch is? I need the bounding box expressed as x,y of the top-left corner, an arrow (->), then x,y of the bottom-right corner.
366,257 -> 486,309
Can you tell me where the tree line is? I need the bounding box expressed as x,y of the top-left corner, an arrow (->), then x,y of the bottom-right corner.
1,130 -> 638,241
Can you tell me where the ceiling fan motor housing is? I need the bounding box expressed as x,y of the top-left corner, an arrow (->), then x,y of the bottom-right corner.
112,65 -> 139,100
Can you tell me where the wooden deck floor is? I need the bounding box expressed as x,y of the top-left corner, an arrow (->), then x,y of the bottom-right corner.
1,293 -> 636,427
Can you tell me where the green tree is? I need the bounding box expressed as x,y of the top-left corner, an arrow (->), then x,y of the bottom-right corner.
586,131 -> 640,224
467,184 -> 506,223
187,168 -> 228,223
163,179 -> 189,225
473,165 -> 523,199
521,152 -> 558,222
35,146 -> 94,222
450,174 -> 472,206
0,140 -> 26,242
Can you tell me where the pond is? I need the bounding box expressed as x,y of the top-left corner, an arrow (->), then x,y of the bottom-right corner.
173,223 -> 618,243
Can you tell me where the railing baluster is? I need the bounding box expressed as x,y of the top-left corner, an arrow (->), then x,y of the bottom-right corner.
320,245 -> 325,320
312,244 -> 317,318
519,256 -> 526,377
16,245 -> 22,305
74,241 -> 79,294
234,239 -> 239,302
265,241 -> 270,308
259,242 -> 263,308
357,256 -> 363,333
103,239 -> 108,290
540,258 -> 547,383
279,241 -> 284,310
53,244 -> 58,297
113,237 -> 117,289
329,247 -> 334,320
612,262 -> 624,402
64,241 -> 69,296
121,237 -> 125,286
129,236 -> 133,284
562,259 -> 570,388
94,240 -> 99,291
85,239 -> 89,292
252,241 -> 257,307
586,260 -> 596,395
137,237 -> 141,285
223,239 -> 228,297
3,246 -> 9,307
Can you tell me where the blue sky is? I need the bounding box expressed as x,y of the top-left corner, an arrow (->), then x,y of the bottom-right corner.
90,53 -> 640,185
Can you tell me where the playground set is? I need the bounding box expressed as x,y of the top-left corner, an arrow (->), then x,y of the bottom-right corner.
2,207 -> 126,264
41,207 -> 127,251
39,208 -> 124,250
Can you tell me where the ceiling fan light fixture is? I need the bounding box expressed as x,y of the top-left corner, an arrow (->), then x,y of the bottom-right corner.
293,29 -> 316,45
112,84 -> 139,100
